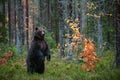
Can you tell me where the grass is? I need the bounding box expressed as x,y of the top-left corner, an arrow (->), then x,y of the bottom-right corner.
0,49 -> 120,80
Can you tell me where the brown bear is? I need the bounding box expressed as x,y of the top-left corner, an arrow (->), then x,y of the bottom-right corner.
26,27 -> 50,74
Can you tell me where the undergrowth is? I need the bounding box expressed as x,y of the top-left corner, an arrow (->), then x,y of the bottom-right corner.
0,46 -> 120,80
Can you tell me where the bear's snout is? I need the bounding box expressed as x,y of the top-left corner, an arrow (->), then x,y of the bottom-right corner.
41,31 -> 45,35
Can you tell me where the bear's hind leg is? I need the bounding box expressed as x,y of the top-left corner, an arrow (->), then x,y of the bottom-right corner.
37,62 -> 45,74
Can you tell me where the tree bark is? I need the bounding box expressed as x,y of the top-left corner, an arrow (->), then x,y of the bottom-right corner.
8,0 -> 12,46
22,0 -> 25,45
97,1 -> 103,54
114,0 -> 120,67
11,0 -> 15,44
97,18 -> 103,54
2,0 -> 5,27
39,0 -> 43,26
51,0 -> 59,43
81,0 -> 87,33
32,1 -> 35,32
26,0 -> 29,51
58,0 -> 64,58
17,0 -> 23,53
67,0 -> 72,60
14,0 -> 17,45
47,0 -> 51,31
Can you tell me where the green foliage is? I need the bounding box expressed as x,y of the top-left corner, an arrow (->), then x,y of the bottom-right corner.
84,0 -> 115,51
0,0 -> 7,3
0,13 -> 8,43
0,49 -> 120,80
45,31 -> 57,49
0,14 -> 5,23
101,16 -> 115,47
0,44 -> 18,57
0,27 -> 8,43
0,52 -> 5,58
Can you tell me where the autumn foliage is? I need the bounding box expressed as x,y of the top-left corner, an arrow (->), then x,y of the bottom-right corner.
67,18 -> 83,50
66,18 -> 99,71
79,39 -> 99,71
0,51 -> 13,66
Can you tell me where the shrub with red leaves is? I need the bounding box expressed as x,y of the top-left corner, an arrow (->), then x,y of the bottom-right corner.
0,51 -> 13,66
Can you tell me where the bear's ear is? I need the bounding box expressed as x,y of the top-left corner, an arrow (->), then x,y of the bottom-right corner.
35,27 -> 38,31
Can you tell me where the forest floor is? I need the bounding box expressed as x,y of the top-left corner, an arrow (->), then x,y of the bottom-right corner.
0,48 -> 120,80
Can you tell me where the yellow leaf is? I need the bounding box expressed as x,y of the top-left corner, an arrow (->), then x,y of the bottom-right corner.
69,23 -> 74,27
75,18 -> 79,22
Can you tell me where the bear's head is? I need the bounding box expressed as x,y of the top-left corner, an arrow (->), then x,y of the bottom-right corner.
34,27 -> 45,40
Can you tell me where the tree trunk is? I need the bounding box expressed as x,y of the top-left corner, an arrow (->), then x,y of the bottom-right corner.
32,1 -> 35,32
97,18 -> 103,54
11,0 -> 15,44
81,0 -> 86,33
58,0 -> 64,58
97,1 -> 103,54
22,0 -> 25,45
8,0 -> 12,46
39,0 -> 43,26
14,0 -> 17,45
51,0 -> 59,43
2,0 -> 5,27
26,0 -> 29,51
47,0 -> 51,31
114,0 -> 120,67
67,26 -> 72,60
67,0 -> 72,60
17,0 -> 23,53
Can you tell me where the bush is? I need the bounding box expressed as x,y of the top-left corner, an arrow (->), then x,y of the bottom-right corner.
0,44 -> 18,57
45,31 -> 57,49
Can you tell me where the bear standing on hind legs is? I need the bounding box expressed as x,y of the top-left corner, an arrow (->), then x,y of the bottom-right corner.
26,27 -> 50,74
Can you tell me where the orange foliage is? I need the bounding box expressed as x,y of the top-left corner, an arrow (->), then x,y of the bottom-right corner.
67,18 -> 83,50
80,39 -> 99,71
0,51 -> 13,66
67,18 -> 99,71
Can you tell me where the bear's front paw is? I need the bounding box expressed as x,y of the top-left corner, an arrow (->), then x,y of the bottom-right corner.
47,55 -> 50,61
